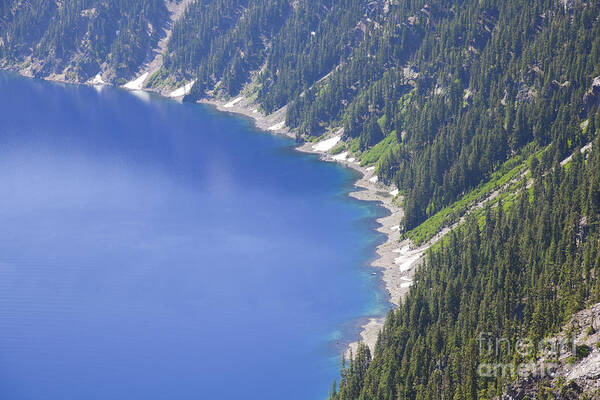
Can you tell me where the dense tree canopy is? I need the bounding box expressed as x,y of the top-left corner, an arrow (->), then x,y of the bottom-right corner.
2,0 -> 600,398
332,141 -> 600,400
0,0 -> 167,82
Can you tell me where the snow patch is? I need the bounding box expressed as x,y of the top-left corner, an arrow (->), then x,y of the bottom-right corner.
312,136 -> 341,152
123,72 -> 149,90
332,152 -> 348,161
394,246 -> 423,272
268,121 -> 285,131
90,73 -> 105,85
169,80 -> 196,98
224,97 -> 243,108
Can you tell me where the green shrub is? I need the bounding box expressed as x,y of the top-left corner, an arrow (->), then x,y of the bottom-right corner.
330,142 -> 346,155
575,344 -> 592,359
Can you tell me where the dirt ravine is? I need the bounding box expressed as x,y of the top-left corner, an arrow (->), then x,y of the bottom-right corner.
132,0 -> 195,89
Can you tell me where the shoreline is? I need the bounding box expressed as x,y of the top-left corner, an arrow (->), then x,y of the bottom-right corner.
200,96 -> 426,353
3,68 -> 426,355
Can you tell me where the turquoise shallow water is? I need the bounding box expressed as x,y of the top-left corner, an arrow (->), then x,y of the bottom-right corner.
0,72 -> 389,400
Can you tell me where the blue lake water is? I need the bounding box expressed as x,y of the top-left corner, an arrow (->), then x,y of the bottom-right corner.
0,72 -> 388,400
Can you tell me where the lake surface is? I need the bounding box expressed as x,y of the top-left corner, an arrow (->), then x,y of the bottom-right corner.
0,72 -> 388,400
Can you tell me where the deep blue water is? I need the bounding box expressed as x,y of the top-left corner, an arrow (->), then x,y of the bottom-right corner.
0,72 -> 388,400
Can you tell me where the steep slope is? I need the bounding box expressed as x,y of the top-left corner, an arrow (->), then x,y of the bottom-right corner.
501,302 -> 600,400
142,0 -> 600,240
2,1 -> 600,399
123,0 -> 194,90
331,140 -> 600,400
0,0 -> 169,83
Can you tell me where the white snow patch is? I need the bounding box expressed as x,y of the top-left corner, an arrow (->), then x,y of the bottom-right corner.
400,281 -> 413,288
312,136 -> 341,152
369,176 -> 378,183
365,166 -> 376,172
224,97 -> 243,108
169,80 -> 196,98
394,246 -> 423,272
268,121 -> 285,131
389,188 -> 399,196
390,226 -> 400,232
332,152 -> 348,161
347,157 -> 356,163
123,72 -> 149,90
91,73 -> 105,85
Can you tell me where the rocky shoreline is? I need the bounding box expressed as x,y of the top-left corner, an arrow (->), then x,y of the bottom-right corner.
2,68 -> 426,355
200,95 -> 427,353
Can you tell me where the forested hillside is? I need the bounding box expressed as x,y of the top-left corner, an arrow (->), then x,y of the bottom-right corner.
156,0 -> 600,237
332,141 -> 600,399
2,0 -> 600,398
0,0 -> 168,82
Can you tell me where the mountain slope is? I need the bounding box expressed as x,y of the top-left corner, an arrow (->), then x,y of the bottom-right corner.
2,0 -> 600,399
0,0 -> 169,83
331,140 -> 600,400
